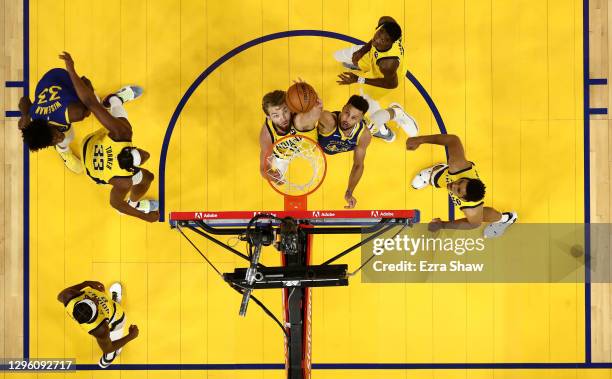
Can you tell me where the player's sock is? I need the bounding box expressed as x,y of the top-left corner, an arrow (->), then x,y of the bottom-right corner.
368,108 -> 395,142
361,92 -> 382,113
370,109 -> 391,131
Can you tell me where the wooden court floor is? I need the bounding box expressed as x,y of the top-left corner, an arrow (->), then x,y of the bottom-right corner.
2,0 -> 612,378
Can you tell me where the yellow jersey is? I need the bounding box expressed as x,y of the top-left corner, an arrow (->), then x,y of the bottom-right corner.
357,25 -> 405,80
65,287 -> 125,334
264,118 -> 318,143
434,163 -> 484,210
264,118 -> 319,161
82,129 -> 136,184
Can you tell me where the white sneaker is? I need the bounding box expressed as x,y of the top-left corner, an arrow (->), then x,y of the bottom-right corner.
372,125 -> 396,143
109,282 -> 122,304
103,86 -> 144,107
55,145 -> 83,174
389,103 -> 419,137
115,86 -> 143,103
411,166 -> 436,189
484,211 -> 518,238
333,49 -> 354,65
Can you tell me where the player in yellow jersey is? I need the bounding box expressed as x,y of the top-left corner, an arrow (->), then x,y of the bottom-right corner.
334,16 -> 417,143
57,281 -> 138,368
259,89 -> 321,182
59,52 -> 159,222
406,134 -> 517,238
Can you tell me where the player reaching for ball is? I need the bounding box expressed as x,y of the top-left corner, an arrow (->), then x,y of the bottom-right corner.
59,52 -> 159,222
316,95 -> 370,208
406,134 -> 517,238
316,95 -> 417,208
259,82 -> 322,182
58,281 -> 137,368
334,16 -> 418,142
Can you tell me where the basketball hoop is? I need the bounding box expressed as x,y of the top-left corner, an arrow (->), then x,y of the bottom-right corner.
169,209 -> 419,379
264,135 -> 327,210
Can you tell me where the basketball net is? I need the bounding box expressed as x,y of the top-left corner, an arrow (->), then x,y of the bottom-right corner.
264,135 -> 327,211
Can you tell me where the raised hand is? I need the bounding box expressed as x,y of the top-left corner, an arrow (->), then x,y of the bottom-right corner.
405,137 -> 422,151
59,51 -> 75,71
344,192 -> 357,209
337,72 -> 358,85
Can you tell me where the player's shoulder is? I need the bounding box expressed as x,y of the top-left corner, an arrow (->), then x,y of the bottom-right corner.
316,111 -> 336,134
357,125 -> 372,145
319,110 -> 336,127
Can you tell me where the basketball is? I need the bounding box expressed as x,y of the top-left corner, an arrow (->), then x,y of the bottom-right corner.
285,82 -> 317,113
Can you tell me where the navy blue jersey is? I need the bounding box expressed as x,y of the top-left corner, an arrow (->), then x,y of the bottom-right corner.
29,68 -> 80,131
317,111 -> 367,155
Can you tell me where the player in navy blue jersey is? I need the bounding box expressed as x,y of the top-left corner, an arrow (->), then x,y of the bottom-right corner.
18,68 -> 94,173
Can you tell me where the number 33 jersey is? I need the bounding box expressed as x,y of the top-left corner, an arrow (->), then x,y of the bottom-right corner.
29,68 -> 80,131
82,129 -> 136,184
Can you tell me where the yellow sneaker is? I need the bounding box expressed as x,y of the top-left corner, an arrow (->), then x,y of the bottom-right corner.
55,146 -> 83,174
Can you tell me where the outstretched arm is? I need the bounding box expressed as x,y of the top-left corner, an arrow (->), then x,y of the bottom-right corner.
344,130 -> 371,208
351,41 -> 373,66
428,206 -> 484,231
316,110 -> 336,134
406,134 -> 471,172
59,52 -> 131,140
294,98 -> 323,131
58,52 -> 98,107
109,178 -> 159,222
337,58 -> 399,89
259,124 -> 272,178
57,281 -> 105,304
258,123 -> 284,184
